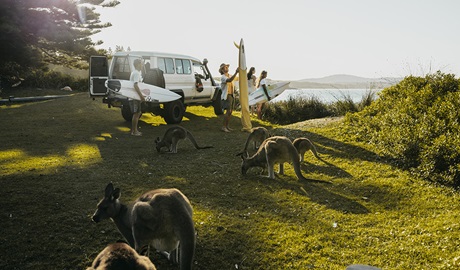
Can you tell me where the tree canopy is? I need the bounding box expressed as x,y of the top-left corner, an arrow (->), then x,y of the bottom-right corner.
0,0 -> 119,86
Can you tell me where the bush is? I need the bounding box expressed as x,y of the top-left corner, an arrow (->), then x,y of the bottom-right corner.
22,69 -> 88,92
343,71 -> 460,186
263,96 -> 331,124
260,90 -> 377,125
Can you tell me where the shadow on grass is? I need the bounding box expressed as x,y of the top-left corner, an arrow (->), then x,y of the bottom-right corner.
242,173 -> 369,215
0,95 -> 402,269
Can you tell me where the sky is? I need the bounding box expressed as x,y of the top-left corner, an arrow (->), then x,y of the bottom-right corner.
92,0 -> 460,81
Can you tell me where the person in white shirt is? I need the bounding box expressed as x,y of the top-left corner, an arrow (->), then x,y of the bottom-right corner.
256,70 -> 270,119
247,67 -> 257,114
247,67 -> 256,93
129,59 -> 146,136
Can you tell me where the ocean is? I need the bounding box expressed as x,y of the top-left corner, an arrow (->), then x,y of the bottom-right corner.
272,88 -> 382,103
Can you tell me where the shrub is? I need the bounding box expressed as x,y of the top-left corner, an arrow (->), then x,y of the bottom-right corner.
343,71 -> 460,186
263,96 -> 331,124
260,90 -> 377,125
22,69 -> 88,92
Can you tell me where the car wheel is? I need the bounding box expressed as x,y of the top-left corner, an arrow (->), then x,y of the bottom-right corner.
163,99 -> 185,124
121,100 -> 133,122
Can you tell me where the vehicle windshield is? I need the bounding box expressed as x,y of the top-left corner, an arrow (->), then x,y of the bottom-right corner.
193,62 -> 208,79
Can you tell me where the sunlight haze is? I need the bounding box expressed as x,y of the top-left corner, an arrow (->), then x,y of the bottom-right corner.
93,0 -> 460,81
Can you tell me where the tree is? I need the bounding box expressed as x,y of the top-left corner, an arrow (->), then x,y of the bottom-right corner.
0,0 -> 119,87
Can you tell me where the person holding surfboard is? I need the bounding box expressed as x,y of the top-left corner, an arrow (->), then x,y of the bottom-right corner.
219,63 -> 239,133
247,67 -> 257,93
247,67 -> 257,114
256,70 -> 270,119
129,59 -> 146,136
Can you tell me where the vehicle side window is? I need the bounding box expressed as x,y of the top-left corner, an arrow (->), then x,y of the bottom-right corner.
114,57 -> 130,73
183,59 -> 191,74
175,59 -> 183,74
158,57 -> 175,74
112,57 -> 131,80
175,59 -> 191,75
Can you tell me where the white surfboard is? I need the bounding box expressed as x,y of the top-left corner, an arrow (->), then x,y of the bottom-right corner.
105,79 -> 181,103
248,81 -> 290,106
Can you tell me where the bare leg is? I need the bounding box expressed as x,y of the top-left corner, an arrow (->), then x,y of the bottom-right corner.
221,109 -> 231,132
131,112 -> 142,136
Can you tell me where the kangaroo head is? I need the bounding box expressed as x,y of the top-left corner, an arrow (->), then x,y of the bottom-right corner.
154,137 -> 164,152
92,183 -> 121,223
240,152 -> 250,175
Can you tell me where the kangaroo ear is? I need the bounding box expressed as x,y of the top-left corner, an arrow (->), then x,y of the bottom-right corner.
104,183 -> 114,198
154,137 -> 160,144
112,188 -> 121,200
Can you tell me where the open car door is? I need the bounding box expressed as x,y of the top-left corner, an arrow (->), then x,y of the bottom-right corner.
89,56 -> 109,97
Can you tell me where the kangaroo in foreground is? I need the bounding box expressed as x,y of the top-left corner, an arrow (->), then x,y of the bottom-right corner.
292,137 -> 321,162
92,183 -> 195,270
155,126 -> 213,153
87,241 -> 156,270
240,136 -> 311,181
238,127 -> 270,155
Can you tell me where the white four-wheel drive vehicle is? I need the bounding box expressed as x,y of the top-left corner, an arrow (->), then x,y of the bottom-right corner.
89,51 -> 223,124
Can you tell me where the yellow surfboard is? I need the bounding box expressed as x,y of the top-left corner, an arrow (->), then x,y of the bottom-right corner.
234,38 -> 252,132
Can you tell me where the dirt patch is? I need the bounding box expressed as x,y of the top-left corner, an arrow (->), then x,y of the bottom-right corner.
285,116 -> 344,129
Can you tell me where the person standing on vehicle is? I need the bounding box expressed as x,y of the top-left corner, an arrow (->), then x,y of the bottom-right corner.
256,70 -> 270,120
129,58 -> 145,136
219,63 -> 239,132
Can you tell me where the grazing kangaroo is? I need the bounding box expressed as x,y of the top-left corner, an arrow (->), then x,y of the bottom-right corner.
92,183 -> 195,270
87,242 -> 156,270
240,136 -> 310,180
240,127 -> 270,154
292,137 -> 321,162
155,126 -> 213,153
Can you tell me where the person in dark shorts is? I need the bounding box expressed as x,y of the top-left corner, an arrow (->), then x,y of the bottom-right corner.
129,59 -> 145,136
219,63 -> 239,132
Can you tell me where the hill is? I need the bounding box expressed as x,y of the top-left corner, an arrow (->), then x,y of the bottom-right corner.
290,74 -> 402,89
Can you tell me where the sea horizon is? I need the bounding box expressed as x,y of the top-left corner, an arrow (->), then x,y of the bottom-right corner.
272,88 -> 382,103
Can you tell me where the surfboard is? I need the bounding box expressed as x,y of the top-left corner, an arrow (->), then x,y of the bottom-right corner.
234,38 -> 252,132
105,79 -> 181,103
248,81 -> 290,106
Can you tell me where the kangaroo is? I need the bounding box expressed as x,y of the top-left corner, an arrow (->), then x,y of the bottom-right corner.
240,136 -> 310,180
87,242 -> 156,270
155,126 -> 213,153
92,183 -> 195,270
238,127 -> 270,154
292,137 -> 321,162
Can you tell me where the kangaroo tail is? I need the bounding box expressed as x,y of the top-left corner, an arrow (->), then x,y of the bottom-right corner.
187,131 -> 213,150
290,144 -> 329,183
292,150 -> 309,181
309,140 -> 321,159
177,211 -> 196,270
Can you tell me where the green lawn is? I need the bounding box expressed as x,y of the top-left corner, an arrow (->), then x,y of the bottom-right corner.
0,92 -> 459,269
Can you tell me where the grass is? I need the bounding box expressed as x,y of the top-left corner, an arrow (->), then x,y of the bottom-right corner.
1,89 -> 460,269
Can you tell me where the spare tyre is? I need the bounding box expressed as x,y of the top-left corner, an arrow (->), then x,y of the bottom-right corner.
213,88 -> 224,115
144,68 -> 165,88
